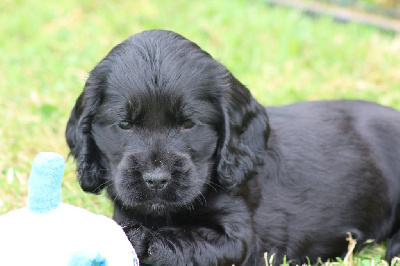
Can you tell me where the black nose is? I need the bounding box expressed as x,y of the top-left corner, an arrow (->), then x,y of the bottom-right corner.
143,169 -> 171,190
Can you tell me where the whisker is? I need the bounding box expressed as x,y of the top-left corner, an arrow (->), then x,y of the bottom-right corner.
195,188 -> 207,206
205,180 -> 227,193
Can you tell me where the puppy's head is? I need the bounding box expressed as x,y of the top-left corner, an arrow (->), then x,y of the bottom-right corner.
66,30 -> 269,214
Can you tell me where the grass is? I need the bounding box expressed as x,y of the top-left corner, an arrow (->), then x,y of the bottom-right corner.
265,234 -> 399,265
0,0 -> 399,264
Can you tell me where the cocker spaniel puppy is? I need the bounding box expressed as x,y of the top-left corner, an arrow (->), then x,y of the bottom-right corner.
66,30 -> 400,265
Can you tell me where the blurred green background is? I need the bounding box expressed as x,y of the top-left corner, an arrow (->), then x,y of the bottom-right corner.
1,0 -> 399,263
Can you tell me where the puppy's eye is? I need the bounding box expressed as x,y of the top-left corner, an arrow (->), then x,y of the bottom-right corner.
181,119 -> 195,130
118,120 -> 132,130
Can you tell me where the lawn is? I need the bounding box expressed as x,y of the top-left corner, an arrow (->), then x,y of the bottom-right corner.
1,0 -> 399,264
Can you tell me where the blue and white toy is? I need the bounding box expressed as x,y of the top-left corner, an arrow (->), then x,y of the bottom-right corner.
0,152 -> 139,266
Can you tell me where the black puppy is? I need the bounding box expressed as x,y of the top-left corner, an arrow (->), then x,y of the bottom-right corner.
66,30 -> 400,265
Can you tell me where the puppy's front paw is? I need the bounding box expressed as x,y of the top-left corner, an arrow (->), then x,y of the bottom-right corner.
147,236 -> 192,266
121,223 -> 153,260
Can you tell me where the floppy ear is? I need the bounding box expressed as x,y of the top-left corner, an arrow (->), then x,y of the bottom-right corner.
66,70 -> 107,194
217,76 -> 270,191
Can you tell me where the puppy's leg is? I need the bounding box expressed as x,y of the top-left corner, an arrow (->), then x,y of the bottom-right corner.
386,230 -> 400,263
144,225 -> 256,265
120,209 -> 257,265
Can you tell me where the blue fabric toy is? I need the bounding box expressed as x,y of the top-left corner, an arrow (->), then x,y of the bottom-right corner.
0,152 -> 139,266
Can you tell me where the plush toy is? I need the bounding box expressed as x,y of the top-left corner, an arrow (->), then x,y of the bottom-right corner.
0,152 -> 139,266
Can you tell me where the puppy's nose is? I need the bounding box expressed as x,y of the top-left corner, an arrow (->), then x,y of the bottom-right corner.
143,169 -> 171,190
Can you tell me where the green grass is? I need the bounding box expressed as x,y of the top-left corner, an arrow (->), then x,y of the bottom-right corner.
1,0 -> 399,264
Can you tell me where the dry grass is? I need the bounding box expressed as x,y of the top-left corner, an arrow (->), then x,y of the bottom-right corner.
264,233 -> 400,265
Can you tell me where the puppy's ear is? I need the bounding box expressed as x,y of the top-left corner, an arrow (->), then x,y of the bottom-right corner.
217,76 -> 270,191
66,72 -> 107,194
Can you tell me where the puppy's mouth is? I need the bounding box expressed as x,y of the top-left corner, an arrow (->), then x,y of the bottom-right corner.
126,195 -> 194,216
